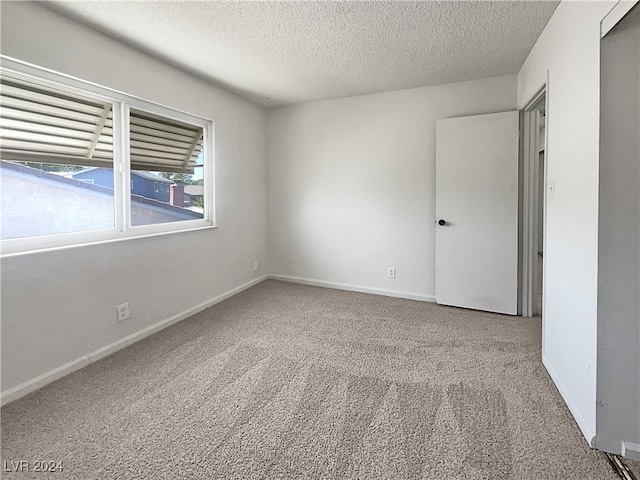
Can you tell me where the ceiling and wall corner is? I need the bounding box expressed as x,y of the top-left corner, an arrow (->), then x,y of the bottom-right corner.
45,0 -> 559,107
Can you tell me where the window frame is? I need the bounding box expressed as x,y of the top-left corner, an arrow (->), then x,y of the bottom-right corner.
0,57 -> 216,257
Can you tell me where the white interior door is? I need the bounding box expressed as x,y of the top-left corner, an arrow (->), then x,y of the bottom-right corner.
435,111 -> 519,315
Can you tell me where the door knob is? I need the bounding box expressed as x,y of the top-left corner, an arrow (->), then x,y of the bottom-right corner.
438,219 -> 446,226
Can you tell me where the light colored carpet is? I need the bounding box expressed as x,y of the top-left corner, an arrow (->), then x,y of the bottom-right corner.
1,280 -> 620,479
626,459 -> 640,478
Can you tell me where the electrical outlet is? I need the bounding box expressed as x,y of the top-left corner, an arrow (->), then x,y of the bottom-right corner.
253,260 -> 259,272
387,267 -> 396,279
117,302 -> 130,322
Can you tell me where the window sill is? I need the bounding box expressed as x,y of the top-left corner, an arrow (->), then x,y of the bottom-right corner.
1,224 -> 218,260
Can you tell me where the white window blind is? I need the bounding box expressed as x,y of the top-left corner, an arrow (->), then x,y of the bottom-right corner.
129,108 -> 203,173
0,76 -> 114,167
0,76 -> 204,173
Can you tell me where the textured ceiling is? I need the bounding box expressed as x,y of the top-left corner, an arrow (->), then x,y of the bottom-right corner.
47,1 -> 559,107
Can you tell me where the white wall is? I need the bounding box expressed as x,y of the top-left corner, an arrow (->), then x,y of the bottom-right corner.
267,75 -> 516,300
0,2 -> 267,399
517,0 -> 617,444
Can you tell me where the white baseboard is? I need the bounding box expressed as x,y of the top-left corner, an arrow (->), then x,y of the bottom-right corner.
0,275 -> 269,406
269,274 -> 435,303
0,357 -> 91,407
622,442 -> 640,461
542,354 -> 596,446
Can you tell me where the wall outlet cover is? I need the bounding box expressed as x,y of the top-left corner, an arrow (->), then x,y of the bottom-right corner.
117,303 -> 130,322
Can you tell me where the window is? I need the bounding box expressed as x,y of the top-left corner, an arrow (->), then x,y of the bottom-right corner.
128,108 -> 204,226
0,60 -> 213,256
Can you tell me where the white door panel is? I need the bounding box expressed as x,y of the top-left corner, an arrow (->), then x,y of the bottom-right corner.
435,111 -> 519,315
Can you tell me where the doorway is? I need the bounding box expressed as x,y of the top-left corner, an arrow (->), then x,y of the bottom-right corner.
520,86 -> 546,318
434,102 -> 546,318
